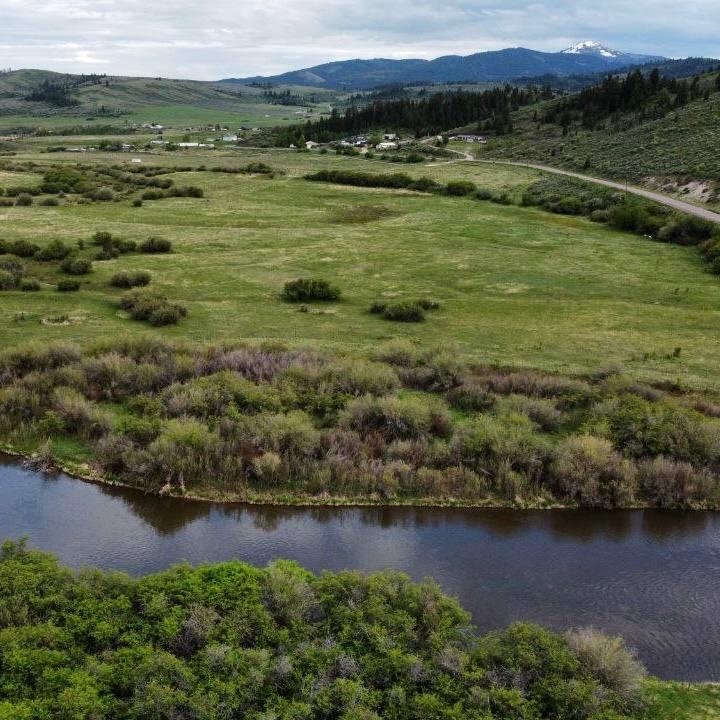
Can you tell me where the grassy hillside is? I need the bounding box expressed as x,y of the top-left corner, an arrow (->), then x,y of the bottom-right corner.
0,70 -> 339,131
478,71 -> 720,208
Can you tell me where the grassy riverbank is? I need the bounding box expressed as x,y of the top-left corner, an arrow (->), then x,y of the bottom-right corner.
3,337 -> 720,510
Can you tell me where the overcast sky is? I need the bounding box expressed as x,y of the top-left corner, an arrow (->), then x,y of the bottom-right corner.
2,0 -> 718,80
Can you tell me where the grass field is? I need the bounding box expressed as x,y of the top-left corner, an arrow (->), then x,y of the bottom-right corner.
645,680 -> 720,719
1,147 -> 720,389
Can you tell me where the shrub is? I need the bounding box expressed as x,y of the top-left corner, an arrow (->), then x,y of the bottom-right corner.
39,197 -> 59,206
9,240 -> 40,258
606,396 -> 720,465
638,456 -> 718,508
446,383 -> 495,412
140,236 -> 173,253
451,413 -> 549,496
92,187 -> 114,201
57,279 -> 80,292
341,395 -> 451,441
0,269 -> 17,290
380,302 -> 425,322
35,239 -> 71,261
120,289 -> 187,326
110,270 -> 152,288
60,257 -> 93,275
92,231 -> 113,246
445,180 -> 476,196
0,254 -> 26,279
15,193 -> 33,206
565,627 -> 646,703
132,199 -> 143,207
20,278 -> 41,292
550,435 -> 637,508
281,278 -> 341,302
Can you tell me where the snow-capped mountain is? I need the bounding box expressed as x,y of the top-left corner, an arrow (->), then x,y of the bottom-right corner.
562,41 -> 622,58
222,44 -> 669,89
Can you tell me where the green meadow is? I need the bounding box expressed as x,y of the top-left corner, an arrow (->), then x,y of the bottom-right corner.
1,148 -> 720,388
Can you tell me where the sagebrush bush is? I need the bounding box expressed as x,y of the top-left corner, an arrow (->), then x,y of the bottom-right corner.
35,239 -> 71,261
60,257 -> 93,275
140,236 -> 173,253
638,456 -> 718,508
565,627 -> 646,703
341,395 -> 452,441
0,269 -> 17,290
14,193 -> 33,206
281,278 -> 341,302
20,278 -> 41,292
57,279 -> 80,292
550,435 -> 637,508
380,302 -> 425,322
445,180 -> 476,196
109,270 -> 152,288
119,289 -> 187,326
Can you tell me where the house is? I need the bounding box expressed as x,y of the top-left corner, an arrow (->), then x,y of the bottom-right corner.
375,142 -> 398,151
305,141 -> 319,149
130,158 -> 143,164
449,134 -> 487,144
222,134 -> 238,142
383,133 -> 399,141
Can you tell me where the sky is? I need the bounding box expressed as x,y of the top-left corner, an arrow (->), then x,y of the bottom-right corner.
2,0 -> 719,80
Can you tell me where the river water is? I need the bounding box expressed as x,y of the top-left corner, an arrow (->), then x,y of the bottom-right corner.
1,455 -> 718,681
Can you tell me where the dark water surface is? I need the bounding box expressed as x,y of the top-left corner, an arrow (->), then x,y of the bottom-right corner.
1,456 -> 719,681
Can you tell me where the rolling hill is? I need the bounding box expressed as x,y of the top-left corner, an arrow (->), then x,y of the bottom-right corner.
0,69 -> 338,131
476,69 -> 720,207
221,42 -> 666,89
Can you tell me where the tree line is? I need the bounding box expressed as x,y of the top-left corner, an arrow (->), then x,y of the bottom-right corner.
543,69 -> 718,131
283,86 -> 549,142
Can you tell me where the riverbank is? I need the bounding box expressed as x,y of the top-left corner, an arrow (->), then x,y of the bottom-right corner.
5,442 -> 720,512
3,339 -> 720,512
644,679 -> 720,719
3,458 -> 719,680
1,539 -> 717,717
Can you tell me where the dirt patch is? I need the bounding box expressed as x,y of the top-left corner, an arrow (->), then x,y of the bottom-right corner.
645,176 -> 716,204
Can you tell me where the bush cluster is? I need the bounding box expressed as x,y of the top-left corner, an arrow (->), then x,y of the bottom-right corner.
0,540 -> 646,720
119,289 -> 188,326
109,270 -> 152,288
281,278 -> 341,302
370,299 -> 440,322
2,339 -> 720,509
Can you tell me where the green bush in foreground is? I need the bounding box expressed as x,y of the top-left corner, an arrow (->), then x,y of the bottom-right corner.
281,278 -> 341,302
0,539 -> 646,720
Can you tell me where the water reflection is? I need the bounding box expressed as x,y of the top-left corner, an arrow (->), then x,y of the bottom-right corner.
1,454 -> 719,682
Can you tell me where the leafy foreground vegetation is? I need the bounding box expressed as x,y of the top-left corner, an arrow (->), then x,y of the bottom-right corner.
4,338 -> 720,508
0,539 -> 672,720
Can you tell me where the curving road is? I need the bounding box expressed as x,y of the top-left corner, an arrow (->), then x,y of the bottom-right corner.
476,159 -> 720,224
426,143 -> 720,224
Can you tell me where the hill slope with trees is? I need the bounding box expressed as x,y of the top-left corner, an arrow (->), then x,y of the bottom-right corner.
478,69 -> 720,207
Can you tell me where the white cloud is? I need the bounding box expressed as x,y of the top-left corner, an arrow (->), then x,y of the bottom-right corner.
0,0 -> 718,79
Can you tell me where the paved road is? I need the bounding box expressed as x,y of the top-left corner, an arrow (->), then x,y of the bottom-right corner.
477,160 -> 720,224
425,143 -> 720,223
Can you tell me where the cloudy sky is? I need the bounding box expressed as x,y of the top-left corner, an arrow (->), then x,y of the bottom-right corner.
2,0 -> 718,80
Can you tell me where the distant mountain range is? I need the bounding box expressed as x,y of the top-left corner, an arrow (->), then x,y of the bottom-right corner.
220,42 -> 667,89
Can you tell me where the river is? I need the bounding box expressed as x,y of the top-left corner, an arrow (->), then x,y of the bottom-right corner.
1,455 -> 718,681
